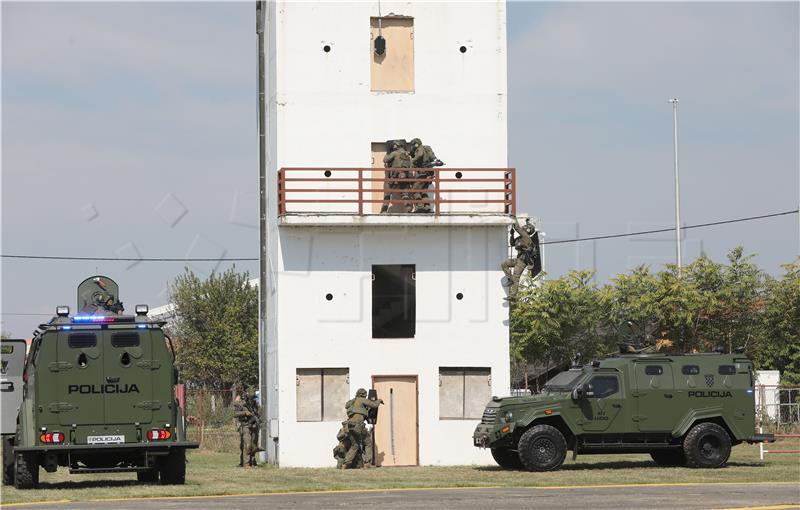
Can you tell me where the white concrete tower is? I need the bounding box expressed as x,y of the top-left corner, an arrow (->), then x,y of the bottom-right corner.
261,0 -> 513,466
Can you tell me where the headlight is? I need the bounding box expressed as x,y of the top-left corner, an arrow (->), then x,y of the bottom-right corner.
503,411 -> 513,422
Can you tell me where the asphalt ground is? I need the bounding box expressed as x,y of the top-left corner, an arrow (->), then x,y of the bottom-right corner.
4,483 -> 799,509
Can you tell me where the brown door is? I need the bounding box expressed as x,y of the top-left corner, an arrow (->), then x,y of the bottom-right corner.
371,142 -> 388,214
372,376 -> 418,466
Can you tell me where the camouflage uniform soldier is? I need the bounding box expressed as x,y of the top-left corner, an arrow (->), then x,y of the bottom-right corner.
343,388 -> 382,468
234,389 -> 260,467
381,140 -> 413,213
501,218 -> 542,300
409,138 -> 444,213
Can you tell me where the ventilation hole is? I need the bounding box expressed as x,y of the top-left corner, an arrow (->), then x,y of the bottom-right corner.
120,352 -> 131,367
456,292 -> 464,300
77,353 -> 88,368
459,46 -> 467,53
324,170 -> 332,177
323,44 -> 331,53
325,293 -> 333,301
455,171 -> 463,179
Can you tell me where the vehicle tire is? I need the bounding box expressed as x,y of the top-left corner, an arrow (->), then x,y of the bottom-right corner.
14,451 -> 39,489
490,448 -> 523,469
137,468 -> 160,483
650,449 -> 687,467
159,448 -> 186,485
517,425 -> 567,472
682,422 -> 731,469
2,437 -> 15,486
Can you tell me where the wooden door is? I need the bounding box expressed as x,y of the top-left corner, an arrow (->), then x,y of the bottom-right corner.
372,376 -> 418,466
371,142 -> 388,214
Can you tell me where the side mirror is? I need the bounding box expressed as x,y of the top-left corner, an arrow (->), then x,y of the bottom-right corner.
571,385 -> 585,401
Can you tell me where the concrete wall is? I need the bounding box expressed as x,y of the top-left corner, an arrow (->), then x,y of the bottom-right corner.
275,225 -> 511,466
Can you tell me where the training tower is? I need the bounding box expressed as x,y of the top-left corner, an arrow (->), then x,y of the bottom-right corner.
260,0 -> 514,466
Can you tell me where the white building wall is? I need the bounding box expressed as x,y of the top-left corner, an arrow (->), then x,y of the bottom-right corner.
276,225 -> 510,467
264,0 -> 511,466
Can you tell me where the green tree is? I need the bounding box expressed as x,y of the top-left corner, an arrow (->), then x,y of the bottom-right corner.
603,266 -> 661,346
755,262 -> 800,384
168,268 -> 258,390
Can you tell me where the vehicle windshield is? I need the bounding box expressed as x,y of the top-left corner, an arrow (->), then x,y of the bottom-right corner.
543,369 -> 584,392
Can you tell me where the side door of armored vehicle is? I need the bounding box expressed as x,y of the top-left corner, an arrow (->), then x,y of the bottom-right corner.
103,330 -> 153,428
634,362 -> 678,432
577,372 -> 625,432
56,331 -> 105,426
1,340 -> 27,435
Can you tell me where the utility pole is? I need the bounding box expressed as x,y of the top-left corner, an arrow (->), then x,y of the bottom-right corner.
256,0 -> 269,463
668,98 -> 682,274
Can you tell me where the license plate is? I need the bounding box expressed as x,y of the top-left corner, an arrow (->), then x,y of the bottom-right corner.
87,435 -> 124,445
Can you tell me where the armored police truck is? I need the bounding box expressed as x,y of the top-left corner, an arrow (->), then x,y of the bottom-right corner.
2,338 -> 27,485
474,351 -> 774,471
3,276 -> 198,489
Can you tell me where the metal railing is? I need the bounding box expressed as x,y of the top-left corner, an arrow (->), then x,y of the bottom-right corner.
278,167 -> 516,215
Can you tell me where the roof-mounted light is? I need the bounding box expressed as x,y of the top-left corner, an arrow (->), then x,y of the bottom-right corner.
56,306 -> 70,317
135,304 -> 149,316
73,315 -> 116,323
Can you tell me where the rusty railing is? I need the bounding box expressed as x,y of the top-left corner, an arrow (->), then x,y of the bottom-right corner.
278,167 -> 515,216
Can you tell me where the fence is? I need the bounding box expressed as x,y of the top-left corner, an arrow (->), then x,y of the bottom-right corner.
278,167 -> 516,215
755,385 -> 800,433
184,389 -> 241,452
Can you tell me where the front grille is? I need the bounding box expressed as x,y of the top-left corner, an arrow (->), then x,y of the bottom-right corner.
481,408 -> 498,424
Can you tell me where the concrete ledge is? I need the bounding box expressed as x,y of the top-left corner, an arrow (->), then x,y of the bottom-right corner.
278,213 -> 515,227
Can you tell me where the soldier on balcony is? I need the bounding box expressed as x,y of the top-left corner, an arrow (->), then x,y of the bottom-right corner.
381,140 -> 413,213
409,138 -> 444,213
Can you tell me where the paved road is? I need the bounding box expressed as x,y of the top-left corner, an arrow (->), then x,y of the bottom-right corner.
9,483 -> 800,509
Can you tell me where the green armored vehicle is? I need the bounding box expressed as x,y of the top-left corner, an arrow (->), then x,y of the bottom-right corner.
474,351 -> 774,471
3,276 -> 197,489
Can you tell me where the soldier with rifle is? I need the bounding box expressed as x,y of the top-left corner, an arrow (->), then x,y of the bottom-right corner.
381,140 -> 413,213
341,388 -> 382,468
501,217 -> 542,301
234,387 -> 262,467
409,138 -> 444,213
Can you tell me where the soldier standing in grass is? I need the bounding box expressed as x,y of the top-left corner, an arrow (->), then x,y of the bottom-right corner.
234,388 -> 260,467
342,388 -> 382,468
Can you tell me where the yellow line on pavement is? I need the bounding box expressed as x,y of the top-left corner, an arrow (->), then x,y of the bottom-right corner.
711,506 -> 800,510
0,500 -> 71,508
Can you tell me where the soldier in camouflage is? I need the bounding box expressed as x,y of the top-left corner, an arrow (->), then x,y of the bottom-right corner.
501,217 -> 542,300
409,138 -> 443,213
381,140 -> 413,213
342,388 -> 382,468
234,388 -> 261,467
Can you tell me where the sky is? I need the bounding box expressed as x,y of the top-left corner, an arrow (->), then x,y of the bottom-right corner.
2,1 -> 798,337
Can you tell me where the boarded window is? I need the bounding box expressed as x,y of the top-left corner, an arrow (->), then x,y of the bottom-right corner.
439,368 -> 491,419
372,265 -> 415,338
370,17 -> 414,92
68,333 -> 96,349
296,368 -> 349,422
111,332 -> 140,348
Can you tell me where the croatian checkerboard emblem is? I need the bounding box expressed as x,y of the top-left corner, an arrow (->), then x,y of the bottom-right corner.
705,374 -> 714,387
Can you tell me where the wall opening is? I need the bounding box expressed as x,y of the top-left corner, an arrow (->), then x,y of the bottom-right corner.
372,264 -> 415,338
370,17 -> 414,92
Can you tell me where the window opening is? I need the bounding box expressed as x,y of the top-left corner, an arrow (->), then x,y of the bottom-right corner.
588,375 -> 619,398
682,365 -> 700,375
372,264 -> 415,338
439,367 -> 491,419
644,365 -> 663,375
111,332 -> 140,348
718,365 -> 736,375
68,333 -> 96,349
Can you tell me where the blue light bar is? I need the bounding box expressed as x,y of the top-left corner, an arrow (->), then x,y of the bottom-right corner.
136,324 -> 147,329
73,315 -> 116,323
62,326 -> 72,330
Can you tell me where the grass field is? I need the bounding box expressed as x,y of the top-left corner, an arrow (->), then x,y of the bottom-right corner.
1,439 -> 798,505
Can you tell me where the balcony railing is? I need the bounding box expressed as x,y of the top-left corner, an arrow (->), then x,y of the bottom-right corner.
278,167 -> 515,216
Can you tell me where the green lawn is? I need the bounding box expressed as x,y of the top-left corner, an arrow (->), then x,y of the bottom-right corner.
1,440 -> 798,505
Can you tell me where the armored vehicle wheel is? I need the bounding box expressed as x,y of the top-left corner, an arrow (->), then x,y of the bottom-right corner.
683,422 -> 731,469
137,469 -> 159,483
490,448 -> 523,469
14,451 -> 39,489
517,425 -> 567,472
650,449 -> 686,467
159,448 -> 186,485
2,437 -> 15,486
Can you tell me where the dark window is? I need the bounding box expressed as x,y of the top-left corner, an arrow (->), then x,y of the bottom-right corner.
644,365 -> 663,375
588,375 -> 619,398
372,264 -> 415,338
111,332 -> 140,348
1,344 -> 13,354
68,333 -> 97,349
718,365 -> 736,375
682,365 -> 700,375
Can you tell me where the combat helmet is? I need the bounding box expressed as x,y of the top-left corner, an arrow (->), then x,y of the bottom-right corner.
356,388 -> 368,398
